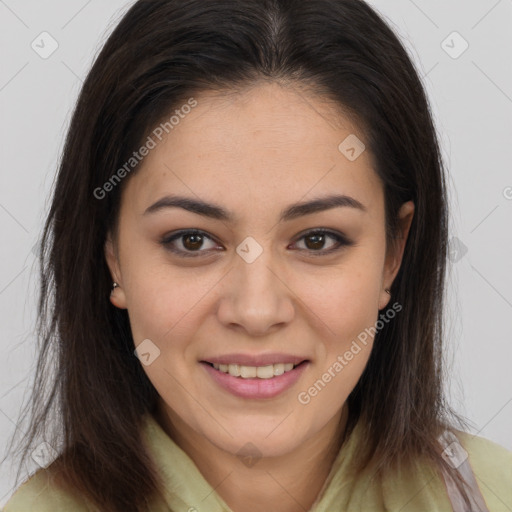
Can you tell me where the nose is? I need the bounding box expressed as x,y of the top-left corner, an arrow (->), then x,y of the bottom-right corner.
216,246 -> 295,337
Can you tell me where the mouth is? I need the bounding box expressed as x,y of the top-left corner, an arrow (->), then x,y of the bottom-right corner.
199,359 -> 310,399
201,360 -> 307,379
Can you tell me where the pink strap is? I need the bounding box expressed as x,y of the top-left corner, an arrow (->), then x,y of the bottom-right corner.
438,431 -> 490,512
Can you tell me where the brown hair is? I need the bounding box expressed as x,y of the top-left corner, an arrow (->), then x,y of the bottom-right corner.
7,0 -> 472,510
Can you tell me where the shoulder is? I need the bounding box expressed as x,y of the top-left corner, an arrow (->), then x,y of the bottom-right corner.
455,430 -> 512,509
456,429 -> 512,472
2,468 -> 90,512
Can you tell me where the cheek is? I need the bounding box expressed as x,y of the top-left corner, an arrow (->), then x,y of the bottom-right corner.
295,274 -> 379,421
298,257 -> 383,338
119,237 -> 213,340
295,254 -> 382,395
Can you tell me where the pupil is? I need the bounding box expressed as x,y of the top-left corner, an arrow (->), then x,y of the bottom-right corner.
184,234 -> 203,250
306,233 -> 324,250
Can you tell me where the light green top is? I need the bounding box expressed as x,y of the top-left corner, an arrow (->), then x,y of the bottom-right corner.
3,413 -> 512,511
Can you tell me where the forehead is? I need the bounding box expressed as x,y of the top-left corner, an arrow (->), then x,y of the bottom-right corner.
122,82 -> 382,218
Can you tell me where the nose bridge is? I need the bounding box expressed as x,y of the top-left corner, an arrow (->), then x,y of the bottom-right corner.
217,236 -> 294,334
235,235 -> 282,302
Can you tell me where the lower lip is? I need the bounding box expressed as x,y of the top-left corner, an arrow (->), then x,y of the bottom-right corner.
201,361 -> 309,399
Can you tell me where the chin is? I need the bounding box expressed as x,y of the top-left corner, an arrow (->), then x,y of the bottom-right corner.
202,415 -> 309,457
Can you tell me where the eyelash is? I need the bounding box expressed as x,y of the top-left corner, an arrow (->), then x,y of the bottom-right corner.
160,228 -> 354,258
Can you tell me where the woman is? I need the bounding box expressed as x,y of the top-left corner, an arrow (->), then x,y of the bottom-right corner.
4,0 -> 511,511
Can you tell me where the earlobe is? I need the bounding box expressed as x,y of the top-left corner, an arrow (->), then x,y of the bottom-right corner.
109,282 -> 127,309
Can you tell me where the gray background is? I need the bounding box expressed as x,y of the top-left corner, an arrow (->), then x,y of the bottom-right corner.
1,0 -> 511,505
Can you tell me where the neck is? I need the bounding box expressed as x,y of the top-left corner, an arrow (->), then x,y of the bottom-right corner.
155,402 -> 349,512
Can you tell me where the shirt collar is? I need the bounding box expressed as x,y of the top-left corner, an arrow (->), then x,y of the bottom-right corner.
141,412 -> 363,512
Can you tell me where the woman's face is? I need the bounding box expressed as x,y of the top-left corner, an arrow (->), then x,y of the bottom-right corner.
106,82 -> 413,458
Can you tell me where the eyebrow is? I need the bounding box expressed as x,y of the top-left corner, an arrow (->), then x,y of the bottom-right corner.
143,193 -> 366,222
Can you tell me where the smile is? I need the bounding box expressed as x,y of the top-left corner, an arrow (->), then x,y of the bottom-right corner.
209,362 -> 299,379
201,360 -> 309,399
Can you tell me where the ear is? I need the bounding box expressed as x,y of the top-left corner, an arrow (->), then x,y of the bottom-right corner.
379,200 -> 414,310
105,232 -> 127,310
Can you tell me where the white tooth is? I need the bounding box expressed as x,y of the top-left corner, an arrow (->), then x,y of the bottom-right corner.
240,366 -> 257,378
273,363 -> 285,376
228,364 -> 241,377
213,362 -> 300,378
256,365 -> 275,379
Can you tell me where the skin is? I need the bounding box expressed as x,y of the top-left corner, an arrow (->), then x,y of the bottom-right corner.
105,81 -> 414,512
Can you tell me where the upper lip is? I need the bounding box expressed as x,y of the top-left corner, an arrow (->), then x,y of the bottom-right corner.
201,353 -> 309,367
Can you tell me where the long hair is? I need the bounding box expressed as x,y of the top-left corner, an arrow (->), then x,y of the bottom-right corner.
7,0 -> 472,510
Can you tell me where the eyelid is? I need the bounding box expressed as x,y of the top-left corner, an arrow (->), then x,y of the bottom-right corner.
160,228 -> 353,257
160,229 -> 221,258
290,228 -> 354,255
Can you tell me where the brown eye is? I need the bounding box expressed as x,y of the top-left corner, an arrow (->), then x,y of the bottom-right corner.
161,228 -> 353,259
160,230 -> 219,257
304,233 -> 327,250
182,233 -> 205,251
293,229 -> 353,255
